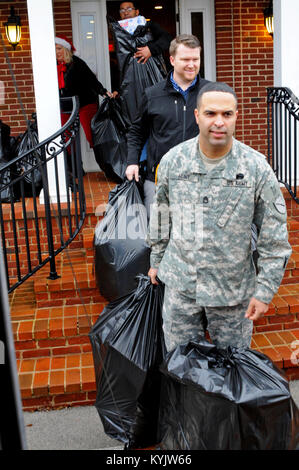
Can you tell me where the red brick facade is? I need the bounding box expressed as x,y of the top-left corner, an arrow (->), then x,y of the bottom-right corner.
1,0 -> 273,155
0,1 -> 33,134
215,0 -> 273,156
0,0 -> 71,134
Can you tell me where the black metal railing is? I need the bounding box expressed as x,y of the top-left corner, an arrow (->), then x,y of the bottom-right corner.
0,96 -> 86,293
267,87 -> 299,202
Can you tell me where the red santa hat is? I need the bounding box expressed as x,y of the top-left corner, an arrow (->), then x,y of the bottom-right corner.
55,34 -> 76,52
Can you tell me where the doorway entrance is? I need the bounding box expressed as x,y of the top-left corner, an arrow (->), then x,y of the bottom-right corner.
106,0 -> 177,90
106,0 -> 216,81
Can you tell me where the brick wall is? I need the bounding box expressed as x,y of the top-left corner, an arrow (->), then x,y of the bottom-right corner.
0,1 -> 34,135
215,0 -> 273,157
0,0 -> 72,136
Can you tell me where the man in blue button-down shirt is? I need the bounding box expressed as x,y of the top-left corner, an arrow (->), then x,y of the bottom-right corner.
125,34 -> 209,218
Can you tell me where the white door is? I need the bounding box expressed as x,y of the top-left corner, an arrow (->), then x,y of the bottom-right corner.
71,0 -> 111,172
178,0 -> 216,81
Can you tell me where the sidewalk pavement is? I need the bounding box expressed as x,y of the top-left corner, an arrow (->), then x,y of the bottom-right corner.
23,380 -> 299,450
23,404 -> 122,450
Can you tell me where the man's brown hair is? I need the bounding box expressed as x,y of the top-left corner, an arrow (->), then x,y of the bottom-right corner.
169,34 -> 201,57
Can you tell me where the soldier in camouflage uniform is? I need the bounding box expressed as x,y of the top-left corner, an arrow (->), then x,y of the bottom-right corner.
147,82 -> 292,352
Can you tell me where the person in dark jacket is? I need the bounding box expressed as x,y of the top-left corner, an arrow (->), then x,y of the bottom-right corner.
125,34 -> 210,217
55,35 -> 115,148
118,1 -> 171,64
111,2 -> 172,124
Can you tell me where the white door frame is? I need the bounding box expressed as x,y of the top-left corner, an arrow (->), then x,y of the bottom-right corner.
71,0 -> 111,88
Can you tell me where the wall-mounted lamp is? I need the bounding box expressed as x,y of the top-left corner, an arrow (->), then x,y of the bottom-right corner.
4,6 -> 22,50
263,0 -> 274,36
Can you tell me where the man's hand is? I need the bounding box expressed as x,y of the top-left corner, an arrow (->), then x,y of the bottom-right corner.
245,297 -> 269,321
148,267 -> 159,285
106,91 -> 118,98
134,46 -> 152,64
125,164 -> 139,181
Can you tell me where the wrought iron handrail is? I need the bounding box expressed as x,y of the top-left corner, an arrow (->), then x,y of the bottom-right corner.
267,86 -> 299,202
0,96 -> 86,293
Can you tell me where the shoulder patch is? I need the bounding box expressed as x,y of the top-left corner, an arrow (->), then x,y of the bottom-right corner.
273,197 -> 286,214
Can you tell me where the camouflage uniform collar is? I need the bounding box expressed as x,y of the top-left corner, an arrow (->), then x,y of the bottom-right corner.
192,137 -> 238,176
191,137 -> 207,174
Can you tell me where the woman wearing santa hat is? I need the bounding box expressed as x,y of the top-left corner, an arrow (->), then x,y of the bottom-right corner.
55,34 -> 116,148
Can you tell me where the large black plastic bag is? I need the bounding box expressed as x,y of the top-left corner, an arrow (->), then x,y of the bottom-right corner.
15,115 -> 43,197
91,97 -> 128,182
0,121 -> 21,203
94,179 -> 150,302
0,121 -> 13,202
0,159 -> 14,203
159,340 -> 299,450
89,274 -> 166,448
109,19 -> 167,124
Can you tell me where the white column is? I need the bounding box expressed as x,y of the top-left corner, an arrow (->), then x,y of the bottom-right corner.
27,0 -> 68,203
273,0 -> 299,187
274,0 -> 299,97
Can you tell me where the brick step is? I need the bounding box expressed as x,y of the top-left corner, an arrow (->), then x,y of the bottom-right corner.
4,219 -> 103,279
17,351 -> 97,411
17,329 -> 299,412
251,329 -> 299,380
11,301 -> 104,360
254,291 -> 299,333
282,245 -> 299,282
32,247 -> 105,309
10,290 -> 299,410
82,227 -> 97,263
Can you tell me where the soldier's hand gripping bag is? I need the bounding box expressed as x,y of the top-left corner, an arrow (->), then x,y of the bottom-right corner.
159,340 -> 299,450
94,179 -> 150,302
91,97 -> 128,182
89,275 -> 166,448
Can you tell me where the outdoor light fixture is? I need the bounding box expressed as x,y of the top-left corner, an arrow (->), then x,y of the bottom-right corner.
154,5 -> 163,9
4,6 -> 22,50
263,0 -> 274,36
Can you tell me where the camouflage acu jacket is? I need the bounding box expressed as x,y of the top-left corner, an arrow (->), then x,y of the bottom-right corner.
147,136 -> 292,306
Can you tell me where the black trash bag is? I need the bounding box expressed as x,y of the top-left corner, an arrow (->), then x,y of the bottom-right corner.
0,120 -> 11,161
91,97 -> 128,182
109,18 -> 167,124
0,121 -> 20,203
94,179 -> 150,302
0,159 -> 15,203
15,115 -> 43,197
159,340 -> 299,450
89,274 -> 166,448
